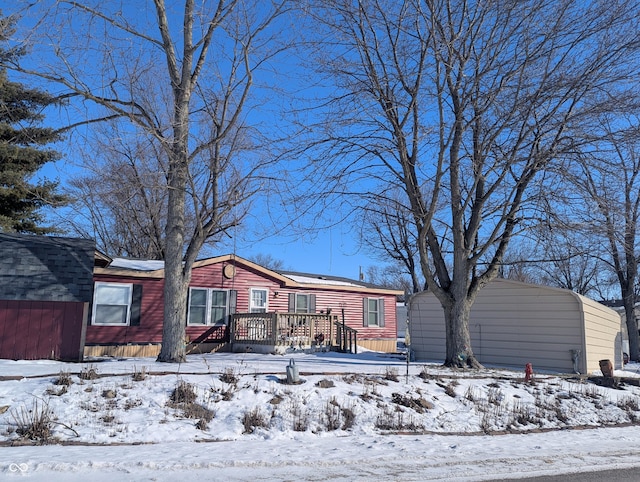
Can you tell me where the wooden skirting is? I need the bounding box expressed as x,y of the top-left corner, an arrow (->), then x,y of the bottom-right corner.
84,344 -> 161,358
84,342 -> 230,358
357,339 -> 396,353
84,340 -> 395,358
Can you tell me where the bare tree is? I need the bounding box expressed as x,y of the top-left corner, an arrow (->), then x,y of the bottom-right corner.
247,253 -> 286,271
11,0 -> 289,362
297,0 -> 640,367
358,190 -> 423,293
568,119 -> 640,360
526,224 -> 607,298
363,264 -> 412,293
64,121 -> 168,259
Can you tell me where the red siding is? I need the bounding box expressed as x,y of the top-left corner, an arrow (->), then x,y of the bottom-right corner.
89,260 -> 397,346
190,261 -> 282,313
274,288 -> 397,340
0,300 -> 86,361
86,275 -> 164,345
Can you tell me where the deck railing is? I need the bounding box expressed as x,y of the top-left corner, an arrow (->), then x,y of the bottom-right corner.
231,312 -> 340,349
334,321 -> 358,354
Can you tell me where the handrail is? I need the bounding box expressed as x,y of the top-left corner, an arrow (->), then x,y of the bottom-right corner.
334,320 -> 358,354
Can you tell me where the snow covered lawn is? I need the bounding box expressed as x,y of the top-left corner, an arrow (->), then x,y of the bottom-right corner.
1,351 -> 640,480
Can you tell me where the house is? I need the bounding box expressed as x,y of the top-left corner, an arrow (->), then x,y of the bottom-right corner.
88,254 -> 402,357
408,278 -> 623,374
0,233 -> 95,361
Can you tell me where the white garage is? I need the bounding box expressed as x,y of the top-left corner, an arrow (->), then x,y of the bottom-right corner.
408,279 -> 623,374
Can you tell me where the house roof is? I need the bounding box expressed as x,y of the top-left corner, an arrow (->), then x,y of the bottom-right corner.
277,270 -> 383,289
94,254 -> 403,296
0,233 -> 95,303
110,258 -> 165,271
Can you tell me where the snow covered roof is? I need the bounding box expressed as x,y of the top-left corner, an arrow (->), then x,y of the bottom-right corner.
282,273 -> 363,287
102,257 -> 400,294
109,258 -> 165,271
277,270 -> 378,289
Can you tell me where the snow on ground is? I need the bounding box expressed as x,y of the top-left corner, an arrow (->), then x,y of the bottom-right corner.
1,350 -> 640,481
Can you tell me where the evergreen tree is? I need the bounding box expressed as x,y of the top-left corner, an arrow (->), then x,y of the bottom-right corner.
0,14 -> 67,234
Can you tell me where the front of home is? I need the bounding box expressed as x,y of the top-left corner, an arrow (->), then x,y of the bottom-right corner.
88,254 -> 402,358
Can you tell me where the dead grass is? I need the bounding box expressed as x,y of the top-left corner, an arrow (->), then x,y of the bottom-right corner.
242,407 -> 268,433
54,371 -> 73,386
132,366 -> 147,382
11,399 -> 53,444
384,367 -> 399,382
79,365 -> 99,381
219,367 -> 239,385
170,380 -> 197,405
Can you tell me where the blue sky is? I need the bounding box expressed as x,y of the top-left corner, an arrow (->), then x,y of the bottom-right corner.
37,152 -> 381,280
9,1 -> 388,282
223,223 -> 375,279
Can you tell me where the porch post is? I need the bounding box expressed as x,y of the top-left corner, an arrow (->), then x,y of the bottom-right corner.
271,312 -> 278,345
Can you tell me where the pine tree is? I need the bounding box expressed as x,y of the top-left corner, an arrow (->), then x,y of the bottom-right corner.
0,14 -> 67,234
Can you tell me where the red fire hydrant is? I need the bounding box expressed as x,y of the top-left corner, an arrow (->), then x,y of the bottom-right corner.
524,363 -> 533,382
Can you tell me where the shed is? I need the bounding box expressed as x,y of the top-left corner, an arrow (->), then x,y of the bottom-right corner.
0,233 -> 95,361
408,279 -> 622,374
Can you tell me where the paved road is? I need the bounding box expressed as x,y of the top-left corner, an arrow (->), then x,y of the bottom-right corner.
496,467 -> 640,481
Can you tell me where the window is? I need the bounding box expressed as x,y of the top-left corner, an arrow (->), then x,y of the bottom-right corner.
288,293 -> 316,313
93,282 -> 133,325
295,294 -> 309,313
188,288 -> 229,326
250,288 -> 268,313
363,297 -> 385,327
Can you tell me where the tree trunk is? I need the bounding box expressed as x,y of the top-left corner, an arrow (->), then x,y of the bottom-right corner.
442,296 -> 483,369
623,297 -> 639,362
157,172 -> 190,362
157,141 -> 190,363
158,262 -> 189,363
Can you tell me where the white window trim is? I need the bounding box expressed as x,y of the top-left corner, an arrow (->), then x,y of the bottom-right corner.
249,288 -> 269,313
187,287 -> 229,326
92,282 -> 133,326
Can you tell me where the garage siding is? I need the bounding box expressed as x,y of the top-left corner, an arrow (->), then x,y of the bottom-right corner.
580,296 -> 624,371
409,279 -> 620,374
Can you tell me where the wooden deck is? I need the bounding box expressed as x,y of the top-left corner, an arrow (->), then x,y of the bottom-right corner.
231,312 -> 358,353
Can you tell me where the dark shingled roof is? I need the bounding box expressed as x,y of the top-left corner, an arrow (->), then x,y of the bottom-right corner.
0,233 -> 95,302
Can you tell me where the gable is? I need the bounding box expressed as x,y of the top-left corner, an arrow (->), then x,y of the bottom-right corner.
96,254 -> 403,296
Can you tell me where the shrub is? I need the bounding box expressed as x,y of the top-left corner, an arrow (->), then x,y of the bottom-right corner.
170,380 -> 197,405
54,371 -> 73,386
183,403 -> 215,423
417,366 -> 433,381
11,399 -> 53,444
341,406 -> 356,430
375,406 -> 404,431
132,366 -> 147,382
242,407 -> 268,434
45,386 -> 67,397
291,401 -> 309,432
444,382 -> 457,398
323,398 -> 342,431
219,367 -> 239,385
79,365 -> 99,381
384,367 -> 399,382
316,379 -> 335,389
210,383 -> 236,402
